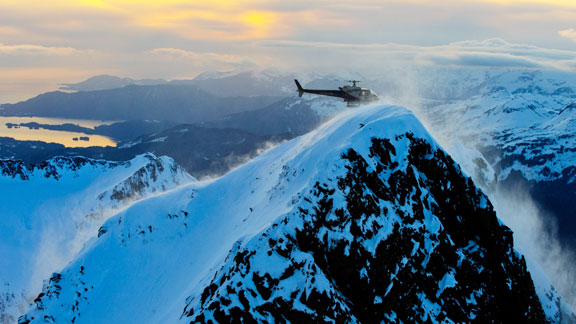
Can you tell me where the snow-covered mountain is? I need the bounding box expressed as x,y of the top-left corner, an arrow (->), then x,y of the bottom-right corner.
19,104 -> 571,323
56,69 -> 369,99
415,69 -> 576,180
174,69 -> 304,97
0,154 -> 193,324
407,69 -> 576,248
0,85 -> 281,122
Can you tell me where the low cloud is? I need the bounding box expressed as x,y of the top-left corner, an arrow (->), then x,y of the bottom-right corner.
423,52 -> 543,68
559,28 -> 576,43
0,42 -> 87,56
0,25 -> 24,36
447,38 -> 576,61
146,48 -> 258,70
259,38 -> 576,71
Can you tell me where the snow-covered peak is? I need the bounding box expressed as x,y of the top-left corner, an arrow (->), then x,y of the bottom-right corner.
192,70 -> 244,81
20,104 -> 564,323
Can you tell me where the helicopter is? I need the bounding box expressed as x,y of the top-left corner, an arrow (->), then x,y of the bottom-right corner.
294,79 -> 379,106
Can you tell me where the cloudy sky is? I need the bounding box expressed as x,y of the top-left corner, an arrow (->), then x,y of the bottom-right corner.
1,0 -> 576,103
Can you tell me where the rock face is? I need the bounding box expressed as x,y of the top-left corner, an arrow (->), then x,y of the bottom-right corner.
19,105 -> 555,324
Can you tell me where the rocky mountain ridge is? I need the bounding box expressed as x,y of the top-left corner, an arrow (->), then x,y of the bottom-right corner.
19,104 -> 571,323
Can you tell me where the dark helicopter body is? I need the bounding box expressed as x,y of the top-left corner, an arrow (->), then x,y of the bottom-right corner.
294,79 -> 379,106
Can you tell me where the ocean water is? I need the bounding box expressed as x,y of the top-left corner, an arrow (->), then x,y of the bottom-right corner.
0,116 -> 117,147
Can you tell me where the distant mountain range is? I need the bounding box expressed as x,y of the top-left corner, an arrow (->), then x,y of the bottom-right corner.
59,75 -> 168,92
0,84 -> 281,122
56,70 -> 334,97
409,69 -> 576,249
201,97 -> 344,136
0,99 -> 347,177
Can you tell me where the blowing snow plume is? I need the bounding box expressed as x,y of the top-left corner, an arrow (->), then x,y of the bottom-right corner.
490,184 -> 576,317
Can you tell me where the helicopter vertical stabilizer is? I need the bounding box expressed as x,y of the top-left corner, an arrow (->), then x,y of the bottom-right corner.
294,80 -> 304,97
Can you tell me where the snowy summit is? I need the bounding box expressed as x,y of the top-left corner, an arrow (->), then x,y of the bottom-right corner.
21,104 -> 560,323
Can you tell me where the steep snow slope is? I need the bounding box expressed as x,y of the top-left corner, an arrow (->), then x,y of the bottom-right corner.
0,154 -> 193,324
21,104 -> 562,323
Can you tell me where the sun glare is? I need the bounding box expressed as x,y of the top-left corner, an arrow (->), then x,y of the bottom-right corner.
241,11 -> 279,38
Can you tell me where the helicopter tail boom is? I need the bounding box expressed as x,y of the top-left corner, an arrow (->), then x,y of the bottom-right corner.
293,79 -> 378,106
294,79 -> 357,101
